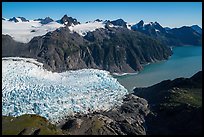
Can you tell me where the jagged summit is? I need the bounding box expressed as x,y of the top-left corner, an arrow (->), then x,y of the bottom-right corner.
57,14 -> 80,26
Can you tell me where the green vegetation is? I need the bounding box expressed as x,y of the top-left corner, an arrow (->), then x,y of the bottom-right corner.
169,88 -> 202,107
2,114 -> 63,135
90,118 -> 104,134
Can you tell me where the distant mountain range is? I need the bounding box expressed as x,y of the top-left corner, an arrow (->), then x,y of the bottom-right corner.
2,15 -> 202,73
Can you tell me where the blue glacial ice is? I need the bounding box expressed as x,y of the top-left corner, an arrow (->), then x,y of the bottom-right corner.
2,57 -> 128,123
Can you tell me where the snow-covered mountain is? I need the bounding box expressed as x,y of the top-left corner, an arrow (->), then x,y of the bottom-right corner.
2,15 -> 202,46
2,16 -> 123,42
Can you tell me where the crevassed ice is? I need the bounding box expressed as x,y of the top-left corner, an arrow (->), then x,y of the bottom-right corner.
2,57 -> 128,123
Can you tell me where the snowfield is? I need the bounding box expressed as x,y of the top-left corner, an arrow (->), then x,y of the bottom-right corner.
2,57 -> 128,123
2,20 -> 65,43
68,21 -> 105,36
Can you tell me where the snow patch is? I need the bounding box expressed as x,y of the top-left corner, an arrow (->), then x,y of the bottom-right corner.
155,29 -> 160,32
2,57 -> 128,123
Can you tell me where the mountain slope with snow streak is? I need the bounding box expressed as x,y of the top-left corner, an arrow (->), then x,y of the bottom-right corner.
2,57 -> 128,123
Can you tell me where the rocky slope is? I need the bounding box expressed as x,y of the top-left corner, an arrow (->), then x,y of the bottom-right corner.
134,71 -> 202,135
2,94 -> 150,135
2,24 -> 172,73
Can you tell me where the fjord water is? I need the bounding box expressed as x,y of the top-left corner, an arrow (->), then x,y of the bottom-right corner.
115,46 -> 202,92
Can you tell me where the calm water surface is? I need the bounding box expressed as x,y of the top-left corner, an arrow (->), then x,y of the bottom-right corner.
114,46 -> 202,92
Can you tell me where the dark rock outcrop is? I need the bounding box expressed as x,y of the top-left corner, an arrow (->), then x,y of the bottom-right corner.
134,71 -> 202,135
95,19 -> 103,22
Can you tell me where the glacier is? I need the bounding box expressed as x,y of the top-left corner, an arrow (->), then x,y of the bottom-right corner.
2,57 -> 128,123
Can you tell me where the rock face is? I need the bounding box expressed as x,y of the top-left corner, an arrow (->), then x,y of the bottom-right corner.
134,71 -> 202,135
58,94 -> 150,135
2,25 -> 172,73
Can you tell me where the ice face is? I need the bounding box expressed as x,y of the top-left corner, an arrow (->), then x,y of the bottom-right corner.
2,57 -> 128,123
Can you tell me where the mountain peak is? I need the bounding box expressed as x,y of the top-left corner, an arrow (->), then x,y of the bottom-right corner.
191,25 -> 202,34
8,17 -> 19,22
8,17 -> 29,22
17,17 -> 29,22
110,18 -> 127,28
40,17 -> 54,24
58,14 -> 80,26
137,20 -> 144,27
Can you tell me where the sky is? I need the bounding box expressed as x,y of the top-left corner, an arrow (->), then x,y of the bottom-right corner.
2,2 -> 202,28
